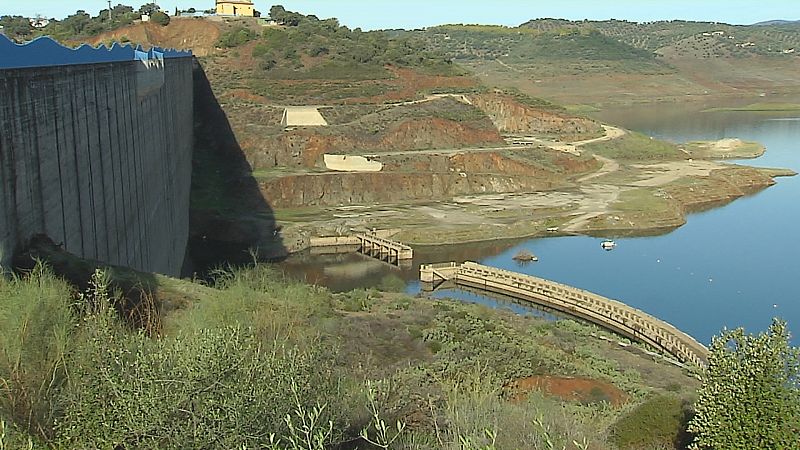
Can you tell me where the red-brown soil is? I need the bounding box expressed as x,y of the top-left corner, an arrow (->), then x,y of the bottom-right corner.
241,116 -> 504,169
507,375 -> 629,407
85,18 -> 223,56
350,67 -> 479,104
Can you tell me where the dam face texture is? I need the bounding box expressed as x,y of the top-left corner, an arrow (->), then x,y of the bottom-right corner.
0,36 -> 194,276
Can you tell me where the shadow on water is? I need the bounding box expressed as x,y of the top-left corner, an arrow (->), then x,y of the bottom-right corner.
281,238 -> 526,292
185,59 -> 287,277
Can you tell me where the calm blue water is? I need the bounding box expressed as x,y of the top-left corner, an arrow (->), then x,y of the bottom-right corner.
428,108 -> 800,344
284,105 -> 800,345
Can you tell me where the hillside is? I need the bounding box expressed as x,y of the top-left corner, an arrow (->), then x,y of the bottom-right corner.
87,9 -> 608,267
520,19 -> 800,57
421,21 -> 800,105
425,24 -> 658,64
84,18 -> 222,56
0,238 -> 702,450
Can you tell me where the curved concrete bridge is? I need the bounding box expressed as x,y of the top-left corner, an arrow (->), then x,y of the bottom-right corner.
421,261 -> 708,367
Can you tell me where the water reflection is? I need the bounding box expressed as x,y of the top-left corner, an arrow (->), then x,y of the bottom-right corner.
281,238 -> 524,292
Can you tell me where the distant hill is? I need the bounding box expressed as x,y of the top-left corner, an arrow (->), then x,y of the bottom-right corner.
519,19 -> 800,58
421,19 -> 800,64
416,23 -> 668,77
753,20 -> 800,26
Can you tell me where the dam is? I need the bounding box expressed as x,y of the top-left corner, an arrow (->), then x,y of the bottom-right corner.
0,36 -> 194,276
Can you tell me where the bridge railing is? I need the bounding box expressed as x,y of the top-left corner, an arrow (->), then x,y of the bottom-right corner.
458,262 -> 708,366
356,233 -> 412,251
421,262 -> 459,270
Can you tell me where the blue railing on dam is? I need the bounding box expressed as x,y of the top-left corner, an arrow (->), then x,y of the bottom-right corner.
0,34 -> 192,69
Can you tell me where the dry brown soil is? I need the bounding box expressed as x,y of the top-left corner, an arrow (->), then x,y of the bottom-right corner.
507,376 -> 629,407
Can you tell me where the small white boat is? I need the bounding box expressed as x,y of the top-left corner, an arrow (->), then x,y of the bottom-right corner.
600,240 -> 616,251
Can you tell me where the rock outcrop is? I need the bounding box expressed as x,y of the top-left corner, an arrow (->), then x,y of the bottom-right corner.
259,172 -> 561,207
469,93 -> 603,139
240,117 -> 504,169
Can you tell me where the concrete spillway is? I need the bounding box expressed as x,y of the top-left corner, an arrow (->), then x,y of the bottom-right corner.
0,37 -> 194,276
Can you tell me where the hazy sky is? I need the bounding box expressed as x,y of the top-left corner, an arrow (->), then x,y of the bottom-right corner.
5,1 -> 797,28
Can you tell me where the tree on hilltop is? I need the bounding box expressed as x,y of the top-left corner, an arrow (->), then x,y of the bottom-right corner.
688,318 -> 800,449
0,15 -> 33,42
269,5 -> 302,26
150,11 -> 170,26
61,10 -> 92,35
138,3 -> 162,15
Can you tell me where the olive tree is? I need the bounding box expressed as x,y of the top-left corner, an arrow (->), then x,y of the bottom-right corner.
688,318 -> 800,449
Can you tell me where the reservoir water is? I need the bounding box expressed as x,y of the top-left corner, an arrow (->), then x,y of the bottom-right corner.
282,103 -> 800,345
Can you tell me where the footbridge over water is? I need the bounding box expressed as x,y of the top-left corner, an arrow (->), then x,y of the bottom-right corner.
355,232 -> 413,266
421,262 -> 708,367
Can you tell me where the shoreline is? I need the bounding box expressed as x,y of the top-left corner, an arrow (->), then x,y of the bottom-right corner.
293,165 -> 795,250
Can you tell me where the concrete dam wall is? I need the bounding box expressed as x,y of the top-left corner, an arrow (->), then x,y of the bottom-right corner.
0,36 -> 194,276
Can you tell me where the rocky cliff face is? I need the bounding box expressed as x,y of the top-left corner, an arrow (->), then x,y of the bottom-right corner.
468,93 -> 602,139
378,150 -> 598,177
259,172 -> 561,208
241,117 -> 504,169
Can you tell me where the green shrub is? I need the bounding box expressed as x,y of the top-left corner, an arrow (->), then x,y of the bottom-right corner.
251,42 -> 271,58
338,289 -> 373,312
688,319 -> 800,450
217,26 -> 256,48
55,309 -> 346,449
150,11 -> 170,26
377,275 -> 406,293
609,394 -> 691,449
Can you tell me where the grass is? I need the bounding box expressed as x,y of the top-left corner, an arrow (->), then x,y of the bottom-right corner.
613,188 -> 675,214
565,104 -> 602,114
609,394 -> 692,449
1,251 -> 700,449
702,103 -> 800,112
683,140 -> 765,159
251,167 -> 328,179
247,78 -> 395,103
584,132 -> 685,161
0,264 -> 74,441
265,62 -> 392,81
500,87 -> 567,112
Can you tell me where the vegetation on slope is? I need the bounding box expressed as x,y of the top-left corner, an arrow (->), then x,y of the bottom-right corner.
190,6 -> 479,106
0,3 -> 170,43
688,319 -> 800,449
1,245 -> 796,449
583,131 -> 685,161
425,25 -> 655,62
520,19 -> 800,58
223,5 -> 462,81
0,241 -> 707,450
419,24 -> 670,77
